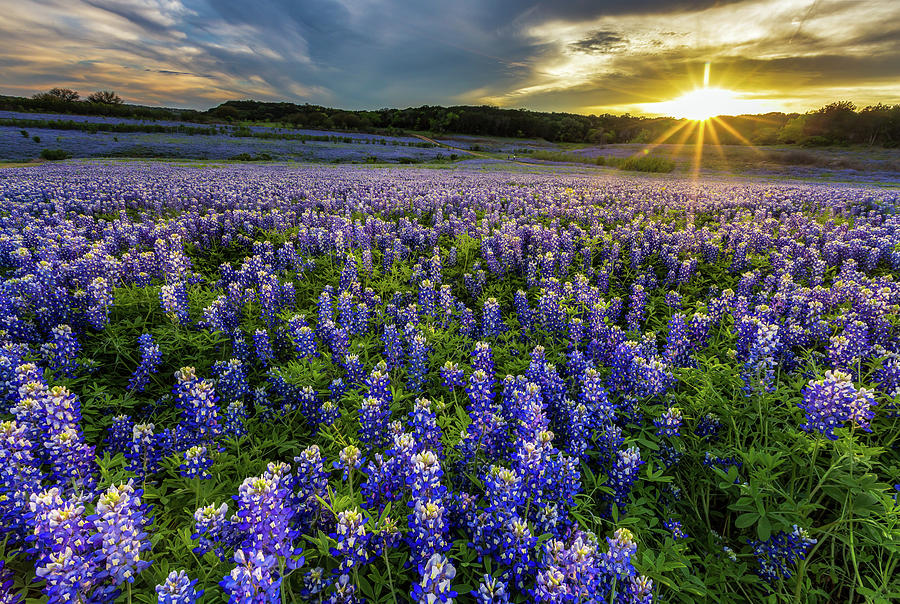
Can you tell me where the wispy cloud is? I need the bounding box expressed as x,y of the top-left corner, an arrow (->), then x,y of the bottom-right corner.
0,0 -> 896,112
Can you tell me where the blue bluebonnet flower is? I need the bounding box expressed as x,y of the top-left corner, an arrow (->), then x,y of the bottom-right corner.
343,354 -> 365,385
300,567 -> 329,600
234,462 -> 303,567
654,407 -> 683,438
159,282 -> 190,326
180,446 -> 213,480
176,376 -> 222,446
335,445 -> 364,482
287,315 -> 318,359
0,558 -> 19,604
127,423 -> 163,480
127,333 -> 161,393
440,361 -> 465,390
482,297 -> 504,338
798,370 -> 873,440
41,324 -> 80,377
87,276 -> 114,329
224,401 -> 248,439
411,553 -> 457,604
252,329 -> 274,366
156,570 -> 203,604
608,446 -> 643,514
91,479 -> 153,585
748,525 -> 816,584
326,573 -> 360,604
514,290 -> 532,332
359,396 -> 391,451
410,397 -> 443,458
474,574 -> 510,604
106,414 -> 133,454
191,502 -> 236,560
664,519 -> 687,539
407,333 -> 430,393
220,548 -> 281,604
329,507 -> 371,573
213,358 -> 250,403
695,413 -> 722,441
382,323 -> 404,370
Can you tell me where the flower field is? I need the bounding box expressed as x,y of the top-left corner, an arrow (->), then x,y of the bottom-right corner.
1,162 -> 899,603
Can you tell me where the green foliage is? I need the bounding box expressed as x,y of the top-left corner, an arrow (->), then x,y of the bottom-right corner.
39,148 -> 71,160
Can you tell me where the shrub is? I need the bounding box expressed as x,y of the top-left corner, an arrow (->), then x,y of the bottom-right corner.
32,136 -> 40,143
40,148 -> 71,160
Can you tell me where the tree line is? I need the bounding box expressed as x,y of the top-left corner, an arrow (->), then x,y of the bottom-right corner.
2,89 -> 898,147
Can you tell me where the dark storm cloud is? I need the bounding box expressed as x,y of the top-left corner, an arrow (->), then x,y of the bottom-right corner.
0,0 -> 897,113
570,31 -> 628,54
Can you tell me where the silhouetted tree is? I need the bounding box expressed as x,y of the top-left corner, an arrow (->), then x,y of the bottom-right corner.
87,90 -> 123,104
33,88 -> 79,102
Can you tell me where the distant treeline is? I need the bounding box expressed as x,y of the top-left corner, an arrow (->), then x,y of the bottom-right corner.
206,100 -> 900,147
2,94 -> 898,147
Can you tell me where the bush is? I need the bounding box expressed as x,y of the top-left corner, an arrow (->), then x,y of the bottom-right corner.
32,136 -> 40,143
617,155 -> 675,173
40,148 -> 71,160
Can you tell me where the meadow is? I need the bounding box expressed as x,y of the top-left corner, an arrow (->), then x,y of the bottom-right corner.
0,161 -> 899,604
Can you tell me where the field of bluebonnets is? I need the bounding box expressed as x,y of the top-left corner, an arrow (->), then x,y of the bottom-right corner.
1,161 -> 899,604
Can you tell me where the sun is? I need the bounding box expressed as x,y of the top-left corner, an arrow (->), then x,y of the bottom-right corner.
643,87 -> 774,121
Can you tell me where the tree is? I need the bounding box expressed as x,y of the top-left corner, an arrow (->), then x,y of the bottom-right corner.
87,90 -> 123,104
33,88 -> 80,102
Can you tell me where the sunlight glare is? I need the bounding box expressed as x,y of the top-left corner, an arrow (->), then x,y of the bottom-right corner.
642,87 -> 772,121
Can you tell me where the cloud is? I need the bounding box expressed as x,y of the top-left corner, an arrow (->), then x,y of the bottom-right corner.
0,0 -> 896,112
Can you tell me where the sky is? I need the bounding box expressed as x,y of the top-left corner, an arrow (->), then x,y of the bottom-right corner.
1,0 -> 898,116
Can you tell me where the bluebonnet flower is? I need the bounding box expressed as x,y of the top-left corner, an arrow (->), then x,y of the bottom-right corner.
91,479 -> 153,585
695,413 -> 722,441
654,407 -> 683,437
159,282 -> 190,326
440,361 -> 465,390
664,519 -> 687,539
411,553 -> 457,604
474,574 -> 510,604
234,462 -> 303,567
176,376 -> 222,446
127,333 -> 161,393
329,507 -> 371,573
213,358 -> 250,403
220,549 -> 281,604
748,525 -> 816,584
41,324 -> 80,377
224,401 -> 249,439
87,276 -> 114,330
0,559 -> 19,604
106,414 -> 133,453
192,502 -> 236,560
798,370 -> 874,440
410,397 -> 443,458
482,297 -> 504,338
343,354 -> 365,385
335,445 -> 364,482
127,423 -> 163,480
407,333 -> 429,393
180,446 -> 213,480
608,446 -> 643,514
156,570 -> 203,604
359,396 -> 391,451
287,316 -> 318,359
300,567 -> 329,600
513,290 -> 532,332
252,329 -> 274,366
382,323 -> 404,370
